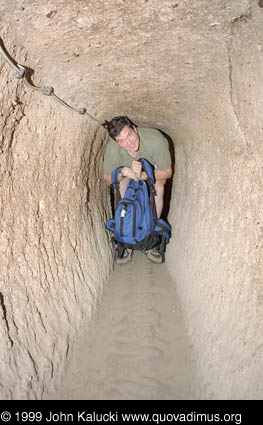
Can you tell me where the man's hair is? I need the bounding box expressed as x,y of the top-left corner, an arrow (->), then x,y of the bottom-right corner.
102,116 -> 137,140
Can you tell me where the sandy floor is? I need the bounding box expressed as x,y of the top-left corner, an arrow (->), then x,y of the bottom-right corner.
47,250 -> 196,400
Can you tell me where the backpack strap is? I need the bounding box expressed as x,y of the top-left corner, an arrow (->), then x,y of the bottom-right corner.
112,166 -> 124,188
111,166 -> 124,205
139,158 -> 155,185
139,158 -> 157,220
113,159 -> 154,186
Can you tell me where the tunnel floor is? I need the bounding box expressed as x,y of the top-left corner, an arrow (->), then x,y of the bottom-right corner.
46,251 -> 196,400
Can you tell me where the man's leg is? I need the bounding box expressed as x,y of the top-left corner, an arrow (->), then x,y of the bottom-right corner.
144,178 -> 167,264
116,177 -> 133,265
119,177 -> 166,217
154,179 -> 166,219
119,177 -> 130,199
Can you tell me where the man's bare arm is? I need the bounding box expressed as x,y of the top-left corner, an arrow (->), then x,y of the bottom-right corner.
138,167 -> 173,181
154,167 -> 173,181
104,174 -> 112,185
103,166 -> 138,186
131,161 -> 172,182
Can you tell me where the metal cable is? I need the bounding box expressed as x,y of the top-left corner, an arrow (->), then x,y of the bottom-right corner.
0,38 -> 104,124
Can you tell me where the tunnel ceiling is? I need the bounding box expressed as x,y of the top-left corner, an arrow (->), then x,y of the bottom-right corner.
1,0 -> 254,130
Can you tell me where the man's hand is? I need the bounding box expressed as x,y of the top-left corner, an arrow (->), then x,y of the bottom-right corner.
122,166 -> 137,180
131,160 -> 142,180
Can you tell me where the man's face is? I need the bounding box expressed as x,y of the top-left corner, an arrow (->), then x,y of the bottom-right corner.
115,125 -> 139,153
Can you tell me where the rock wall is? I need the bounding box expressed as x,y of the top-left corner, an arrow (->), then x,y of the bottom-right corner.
0,0 -> 263,399
0,54 -> 112,398
166,2 -> 263,399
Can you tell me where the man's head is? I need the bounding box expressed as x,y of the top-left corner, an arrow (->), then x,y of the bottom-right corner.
103,116 -> 140,154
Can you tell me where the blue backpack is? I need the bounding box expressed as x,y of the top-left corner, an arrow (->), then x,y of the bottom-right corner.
106,158 -> 171,263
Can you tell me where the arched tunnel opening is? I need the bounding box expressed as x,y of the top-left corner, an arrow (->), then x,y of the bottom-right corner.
0,0 -> 263,400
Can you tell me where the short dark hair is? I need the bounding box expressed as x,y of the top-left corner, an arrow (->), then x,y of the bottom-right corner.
102,116 -> 137,140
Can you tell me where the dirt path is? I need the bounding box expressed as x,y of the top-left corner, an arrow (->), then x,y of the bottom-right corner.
47,251 -> 196,400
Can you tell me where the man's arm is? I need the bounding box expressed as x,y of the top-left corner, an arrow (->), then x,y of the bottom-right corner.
103,166 -> 138,186
135,168 -> 172,181
104,174 -> 113,185
131,161 -> 172,182
131,160 -> 172,181
154,167 -> 173,181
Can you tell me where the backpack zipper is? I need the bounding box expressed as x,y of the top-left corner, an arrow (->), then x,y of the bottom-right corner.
119,202 -> 136,238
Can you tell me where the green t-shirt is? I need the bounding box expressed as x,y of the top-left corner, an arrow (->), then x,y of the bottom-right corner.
103,127 -> 171,175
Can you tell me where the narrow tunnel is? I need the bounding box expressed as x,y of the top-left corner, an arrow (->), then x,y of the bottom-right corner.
0,0 -> 263,400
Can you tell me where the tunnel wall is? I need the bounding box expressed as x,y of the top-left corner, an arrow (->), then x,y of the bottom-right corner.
166,8 -> 263,399
0,56 -> 112,399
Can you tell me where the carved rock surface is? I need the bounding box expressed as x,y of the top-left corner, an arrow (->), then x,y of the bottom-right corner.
0,0 -> 263,399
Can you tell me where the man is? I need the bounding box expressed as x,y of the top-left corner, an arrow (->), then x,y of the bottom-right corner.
103,116 -> 172,264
